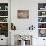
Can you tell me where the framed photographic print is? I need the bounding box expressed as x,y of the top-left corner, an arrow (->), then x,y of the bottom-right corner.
11,23 -> 16,30
38,29 -> 46,37
38,23 -> 46,28
38,3 -> 46,10
17,10 -> 29,19
0,17 -> 8,22
0,11 -> 8,16
0,23 -> 8,37
38,17 -> 46,22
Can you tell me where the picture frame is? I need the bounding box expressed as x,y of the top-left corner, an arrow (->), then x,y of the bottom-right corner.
17,10 -> 29,19
38,29 -> 46,37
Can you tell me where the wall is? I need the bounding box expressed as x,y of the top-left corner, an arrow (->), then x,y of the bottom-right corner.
11,0 -> 38,30
11,0 -> 46,46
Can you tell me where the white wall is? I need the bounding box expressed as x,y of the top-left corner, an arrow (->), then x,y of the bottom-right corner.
11,0 -> 38,45
11,0 -> 38,30
11,0 -> 46,46
11,0 -> 46,30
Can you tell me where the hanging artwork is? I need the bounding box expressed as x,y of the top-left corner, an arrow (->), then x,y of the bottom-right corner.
11,23 -> 16,30
17,10 -> 29,19
38,29 -> 46,37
